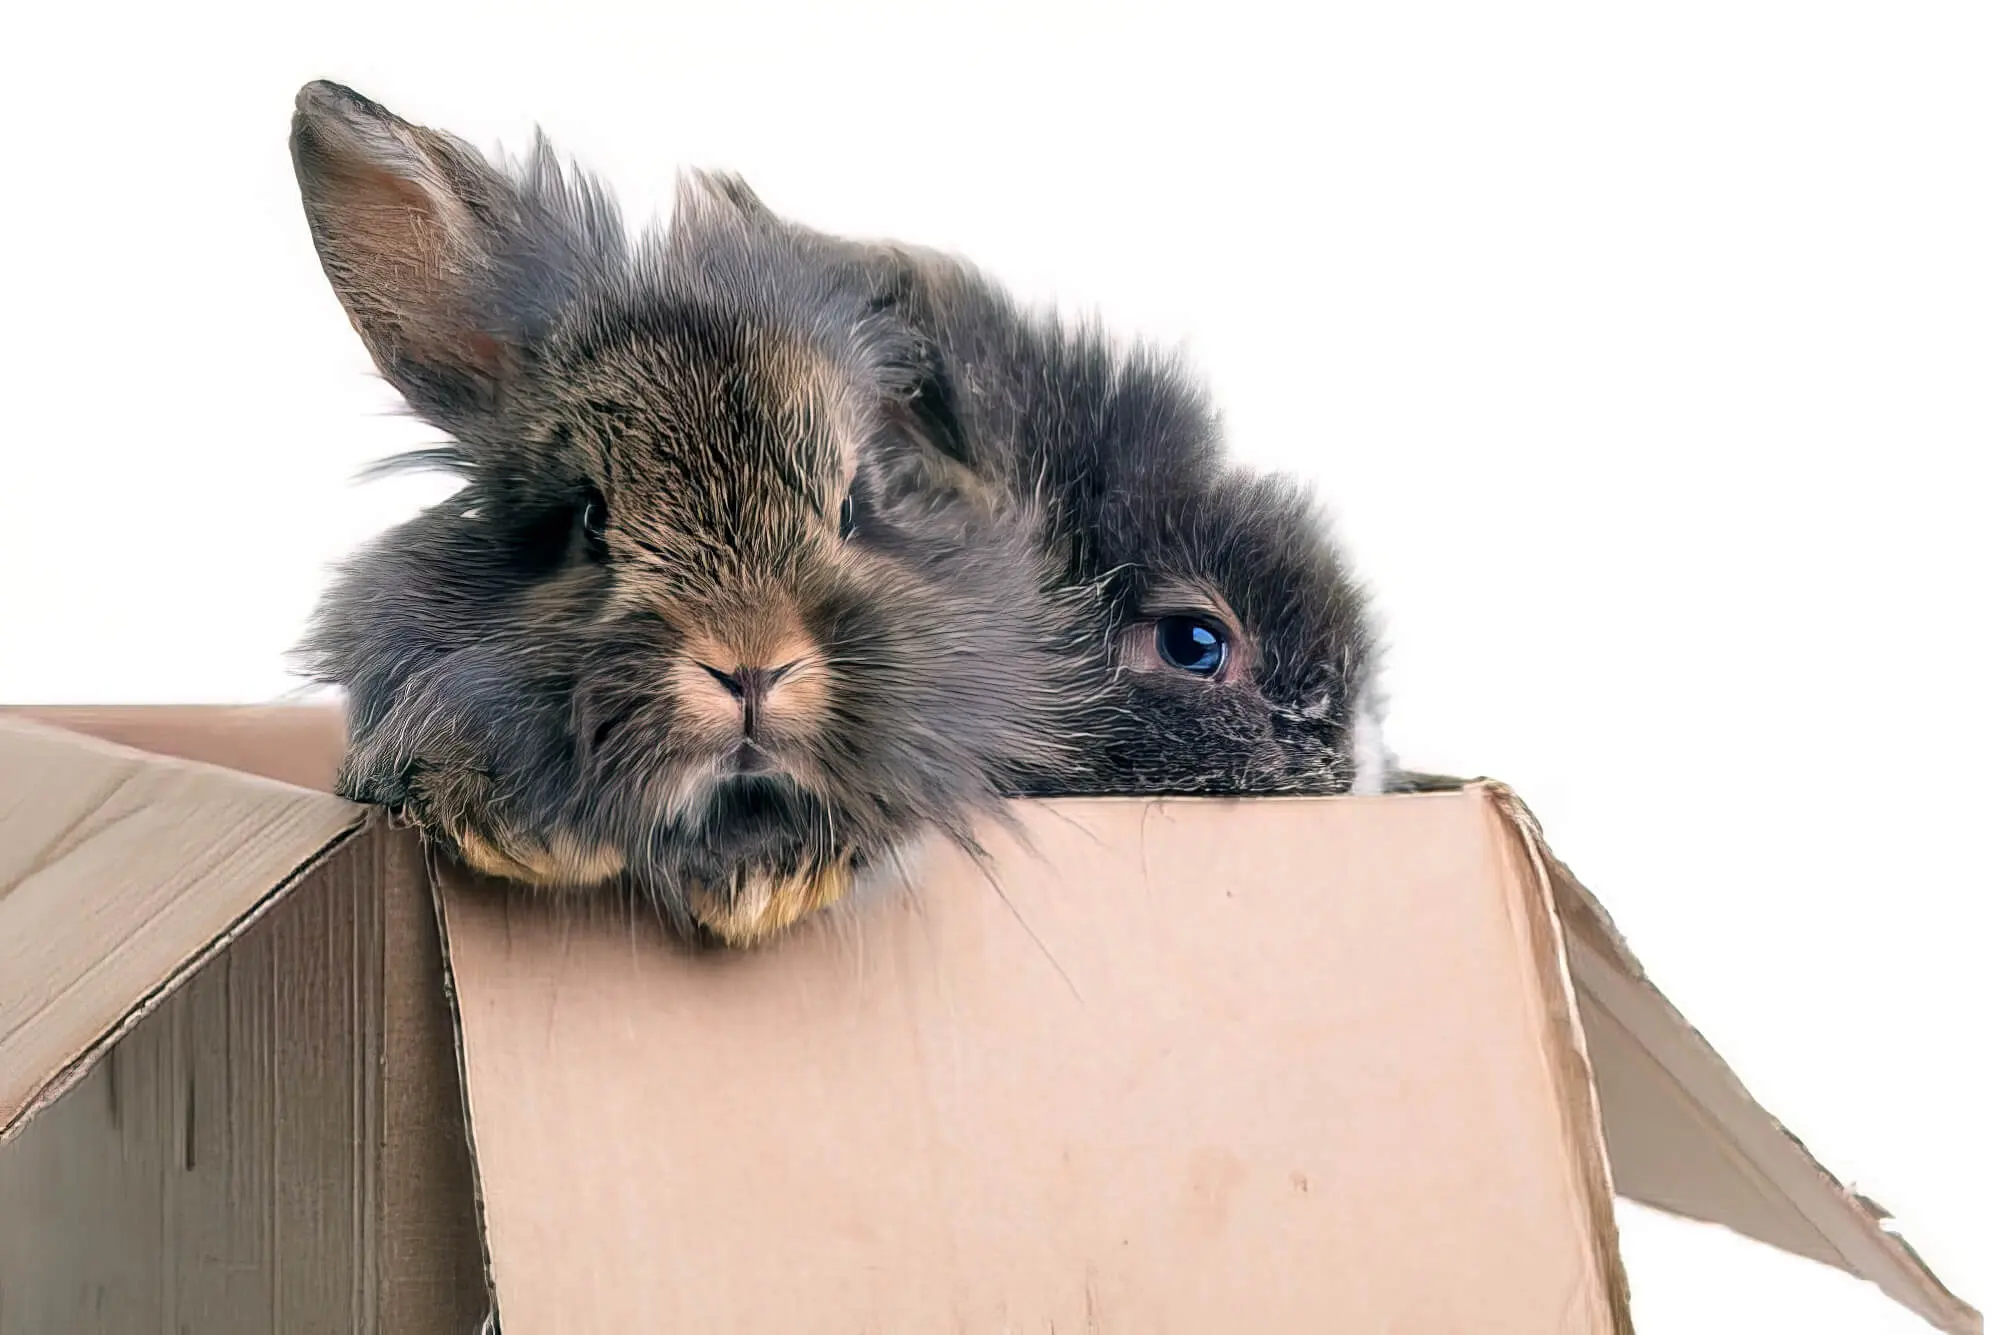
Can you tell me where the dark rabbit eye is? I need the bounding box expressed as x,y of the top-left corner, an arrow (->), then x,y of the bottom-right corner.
1155,615 -> 1230,677
579,488 -> 610,560
838,493 -> 856,540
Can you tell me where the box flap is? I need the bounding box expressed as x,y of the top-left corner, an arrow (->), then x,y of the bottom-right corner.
9,707 -> 1976,1333
1486,785 -> 1982,1335
4,704 -> 347,792
0,716 -> 365,1140
437,787 -> 1629,1334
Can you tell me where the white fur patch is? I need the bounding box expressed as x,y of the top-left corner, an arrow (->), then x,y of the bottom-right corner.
1349,706 -> 1388,796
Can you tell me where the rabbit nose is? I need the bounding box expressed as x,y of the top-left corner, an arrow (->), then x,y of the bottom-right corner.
698,661 -> 802,735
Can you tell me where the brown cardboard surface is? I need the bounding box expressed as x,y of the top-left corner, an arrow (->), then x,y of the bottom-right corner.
0,824 -> 489,1333
0,706 -> 1983,1334
0,715 -> 362,1138
438,791 -> 1626,1333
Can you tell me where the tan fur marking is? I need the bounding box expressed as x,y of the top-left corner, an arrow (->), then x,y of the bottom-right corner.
688,857 -> 856,946
451,827 -> 627,888
678,608 -> 817,677
759,658 -> 831,733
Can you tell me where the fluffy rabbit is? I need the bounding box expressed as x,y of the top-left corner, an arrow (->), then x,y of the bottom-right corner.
287,82 -> 1102,945
665,177 -> 1407,798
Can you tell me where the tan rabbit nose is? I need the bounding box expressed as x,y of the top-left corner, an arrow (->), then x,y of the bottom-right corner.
697,661 -> 803,736
669,602 -> 826,747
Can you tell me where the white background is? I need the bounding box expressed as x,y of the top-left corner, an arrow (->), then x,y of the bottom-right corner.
1,1 -> 1992,1328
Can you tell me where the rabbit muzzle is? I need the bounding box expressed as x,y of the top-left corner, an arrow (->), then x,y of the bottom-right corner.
664,775 -> 856,946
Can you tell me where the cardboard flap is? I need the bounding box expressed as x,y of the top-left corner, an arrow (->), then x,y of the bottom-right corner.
438,789 -> 1628,1334
3,704 -> 347,792
1487,787 -> 1982,1335
0,716 -> 365,1141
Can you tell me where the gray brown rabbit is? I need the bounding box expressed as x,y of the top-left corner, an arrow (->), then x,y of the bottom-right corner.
288,80 -> 1404,949
289,81 -> 1104,945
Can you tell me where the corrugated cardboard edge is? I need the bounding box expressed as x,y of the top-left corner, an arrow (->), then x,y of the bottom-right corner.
1475,781 -> 1637,1335
1495,782 -> 1983,1335
426,855 -> 505,1332
0,718 -> 371,1144
3,703 -> 346,793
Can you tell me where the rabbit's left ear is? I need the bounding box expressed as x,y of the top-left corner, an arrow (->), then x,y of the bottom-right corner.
289,81 -> 608,437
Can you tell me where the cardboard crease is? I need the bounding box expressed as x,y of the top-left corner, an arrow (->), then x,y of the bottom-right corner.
1480,781 -> 1636,1335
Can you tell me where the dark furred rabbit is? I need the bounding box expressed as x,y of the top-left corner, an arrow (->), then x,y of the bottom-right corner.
667,178 -> 1402,798
288,82 -> 1103,946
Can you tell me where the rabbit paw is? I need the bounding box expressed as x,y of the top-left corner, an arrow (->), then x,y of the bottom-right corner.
337,734 -> 625,890
686,856 -> 856,947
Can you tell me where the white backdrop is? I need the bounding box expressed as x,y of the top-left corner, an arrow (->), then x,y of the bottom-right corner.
1,1 -> 1992,1328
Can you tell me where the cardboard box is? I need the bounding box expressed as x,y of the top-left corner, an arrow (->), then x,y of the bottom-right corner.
0,707 -> 1980,1334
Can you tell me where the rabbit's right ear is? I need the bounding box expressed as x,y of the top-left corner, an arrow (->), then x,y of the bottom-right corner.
289,81 -> 603,437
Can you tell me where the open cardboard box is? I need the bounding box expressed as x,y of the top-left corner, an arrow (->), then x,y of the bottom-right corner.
0,706 -> 1981,1334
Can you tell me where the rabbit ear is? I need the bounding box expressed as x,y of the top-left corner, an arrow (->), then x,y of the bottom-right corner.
289,81 -> 600,434
676,169 -> 779,226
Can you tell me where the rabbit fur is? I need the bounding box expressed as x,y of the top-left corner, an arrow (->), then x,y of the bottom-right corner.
287,80 -> 1401,947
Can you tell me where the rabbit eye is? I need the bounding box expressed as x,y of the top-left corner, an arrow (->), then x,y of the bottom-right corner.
838,493 -> 856,541
1154,615 -> 1230,678
579,488 -> 610,560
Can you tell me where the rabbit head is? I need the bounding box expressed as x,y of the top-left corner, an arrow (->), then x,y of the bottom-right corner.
673,177 -> 1396,798
288,82 -> 1091,945
1064,442 -> 1391,797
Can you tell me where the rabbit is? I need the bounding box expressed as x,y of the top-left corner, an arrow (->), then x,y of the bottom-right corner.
286,81 -> 1106,946
661,175 -> 1412,799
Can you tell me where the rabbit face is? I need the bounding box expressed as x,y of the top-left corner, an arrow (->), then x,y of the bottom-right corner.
668,177 -> 1396,800
1080,467 -> 1389,798
290,82 -> 1087,944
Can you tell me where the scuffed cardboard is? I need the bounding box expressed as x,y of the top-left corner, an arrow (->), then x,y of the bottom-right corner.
0,708 -> 1981,1334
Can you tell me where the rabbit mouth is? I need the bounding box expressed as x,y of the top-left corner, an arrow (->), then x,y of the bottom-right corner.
666,774 -> 861,947
662,774 -> 838,883
726,739 -> 781,777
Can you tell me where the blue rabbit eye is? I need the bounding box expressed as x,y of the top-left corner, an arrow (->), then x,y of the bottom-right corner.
1155,615 -> 1229,677
838,493 -> 856,540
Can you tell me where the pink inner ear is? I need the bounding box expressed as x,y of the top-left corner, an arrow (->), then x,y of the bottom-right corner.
323,160 -> 516,387
446,328 -> 516,394
337,162 -> 449,267
457,331 -> 508,370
